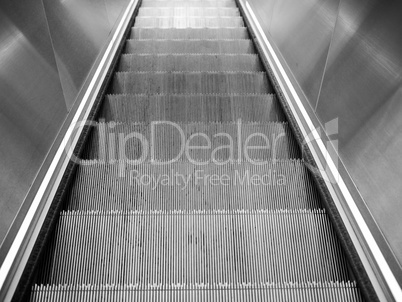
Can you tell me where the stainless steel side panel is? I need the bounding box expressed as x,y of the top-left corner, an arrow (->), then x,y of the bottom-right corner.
269,0 -> 340,108
42,0 -> 112,109
0,1 -> 67,242
317,0 -> 402,267
0,0 -> 131,263
243,0 -> 402,286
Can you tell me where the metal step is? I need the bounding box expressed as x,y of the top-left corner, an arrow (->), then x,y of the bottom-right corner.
124,39 -> 255,54
82,122 -> 300,161
130,28 -> 249,39
31,282 -> 363,302
35,209 -> 353,285
110,72 -> 272,94
117,54 -> 263,72
133,17 -> 244,28
99,94 -> 284,122
140,1 -> 237,8
65,160 -> 321,211
137,7 -> 240,17
28,0 -> 367,299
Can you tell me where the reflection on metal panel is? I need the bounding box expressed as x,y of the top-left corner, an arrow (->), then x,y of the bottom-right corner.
243,0 -> 277,35
317,0 -> 402,267
0,1 -> 67,242
42,0 -> 111,109
104,0 -> 129,26
269,0 -> 340,108
0,0 -> 131,258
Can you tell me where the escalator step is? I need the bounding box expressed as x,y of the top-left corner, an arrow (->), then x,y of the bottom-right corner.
138,7 -> 240,17
83,122 -> 300,161
27,0 -> 367,298
36,210 -> 352,285
110,72 -> 271,94
117,54 -> 263,72
100,94 -> 284,122
65,160 -> 321,211
124,39 -> 255,54
130,28 -> 249,39
134,17 -> 244,28
30,282 -> 363,302
141,1 -> 237,8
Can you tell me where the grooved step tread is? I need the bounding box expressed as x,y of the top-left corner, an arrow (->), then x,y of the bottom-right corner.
117,54 -> 263,72
138,7 -> 240,17
100,94 -> 284,122
28,0 -> 365,299
130,28 -> 249,39
31,282 -> 363,302
110,72 -> 271,94
83,122 -> 300,161
134,16 -> 244,28
36,209 -> 352,285
66,161 -> 319,211
141,1 -> 237,8
142,0 -> 234,2
124,39 -> 255,54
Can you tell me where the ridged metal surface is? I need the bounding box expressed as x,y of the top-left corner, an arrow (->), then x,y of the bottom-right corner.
82,122 -> 300,160
134,16 -> 244,28
110,72 -> 271,94
30,0 -> 365,300
31,282 -> 363,302
141,1 -> 236,8
124,39 -> 255,54
36,210 -> 352,285
130,28 -> 249,39
117,54 -> 263,72
100,94 -> 284,122
65,161 -> 321,211
137,7 -> 240,17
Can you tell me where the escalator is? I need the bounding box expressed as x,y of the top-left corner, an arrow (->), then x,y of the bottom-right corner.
27,0 -> 368,300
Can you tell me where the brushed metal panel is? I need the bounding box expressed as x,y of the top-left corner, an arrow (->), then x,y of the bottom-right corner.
269,0 -> 340,108
42,0 -> 111,109
317,0 -> 402,268
0,1 -> 67,243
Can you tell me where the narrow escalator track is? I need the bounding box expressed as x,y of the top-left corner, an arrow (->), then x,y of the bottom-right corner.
29,0 -> 365,300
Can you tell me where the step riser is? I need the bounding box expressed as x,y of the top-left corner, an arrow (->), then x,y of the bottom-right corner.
100,95 -> 284,123
138,8 -> 240,17
130,28 -> 249,39
83,123 -> 300,161
110,73 -> 272,94
141,2 -> 237,8
134,17 -> 244,28
66,161 -> 320,211
30,0 -> 364,298
36,211 -> 351,285
31,283 -> 363,302
124,40 -> 255,54
117,55 -> 263,72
